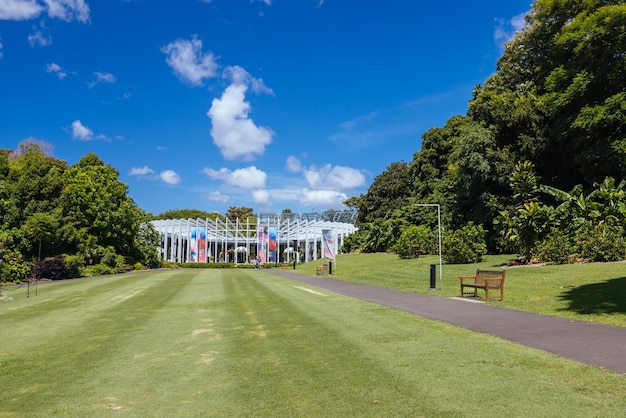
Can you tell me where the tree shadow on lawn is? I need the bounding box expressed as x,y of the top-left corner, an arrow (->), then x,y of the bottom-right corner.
559,276 -> 626,314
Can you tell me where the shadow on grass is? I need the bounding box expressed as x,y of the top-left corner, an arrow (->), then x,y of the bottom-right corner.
559,276 -> 626,314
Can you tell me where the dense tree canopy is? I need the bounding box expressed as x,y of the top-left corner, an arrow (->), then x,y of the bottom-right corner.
0,143 -> 159,281
351,0 -> 626,262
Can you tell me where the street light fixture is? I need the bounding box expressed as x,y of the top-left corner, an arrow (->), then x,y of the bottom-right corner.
414,204 -> 442,290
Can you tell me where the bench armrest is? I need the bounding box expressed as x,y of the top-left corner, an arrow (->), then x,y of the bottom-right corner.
458,275 -> 477,283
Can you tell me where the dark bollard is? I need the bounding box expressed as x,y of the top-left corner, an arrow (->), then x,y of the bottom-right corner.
429,264 -> 436,291
293,259 -> 297,270
328,261 -> 333,275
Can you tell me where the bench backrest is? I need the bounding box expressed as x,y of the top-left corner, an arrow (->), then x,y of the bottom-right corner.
475,269 -> 506,286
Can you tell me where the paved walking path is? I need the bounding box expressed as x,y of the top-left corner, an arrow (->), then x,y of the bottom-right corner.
267,270 -> 626,374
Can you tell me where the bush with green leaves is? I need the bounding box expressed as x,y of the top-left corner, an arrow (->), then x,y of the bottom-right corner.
100,246 -> 126,273
536,228 -> 577,264
393,225 -> 432,259
64,254 -> 85,278
83,264 -> 113,277
0,247 -> 31,283
575,222 -> 626,262
442,223 -> 487,264
341,230 -> 366,253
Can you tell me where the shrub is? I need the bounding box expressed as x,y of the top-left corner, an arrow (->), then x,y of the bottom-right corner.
160,261 -> 179,269
33,256 -> 70,281
393,225 -> 432,259
536,228 -> 576,264
64,254 -> 85,278
443,223 -> 487,264
342,230 -> 366,253
0,248 -> 31,283
83,264 -> 113,277
101,246 -> 126,273
576,222 -> 626,262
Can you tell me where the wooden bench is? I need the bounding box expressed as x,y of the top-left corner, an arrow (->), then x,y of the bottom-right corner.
316,264 -> 329,276
459,269 -> 506,301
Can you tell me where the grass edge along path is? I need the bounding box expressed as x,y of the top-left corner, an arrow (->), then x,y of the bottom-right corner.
295,253 -> 626,328
1,269 -> 625,417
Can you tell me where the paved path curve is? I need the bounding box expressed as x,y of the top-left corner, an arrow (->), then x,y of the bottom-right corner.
267,270 -> 626,374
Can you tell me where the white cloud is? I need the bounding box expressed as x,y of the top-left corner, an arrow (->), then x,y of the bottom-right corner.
28,30 -> 51,46
303,164 -> 365,191
0,0 -> 43,20
207,83 -> 274,160
130,166 -> 180,186
161,36 -> 218,86
45,62 -> 66,79
70,120 -> 111,141
71,119 -> 93,140
160,170 -> 181,185
43,0 -> 90,22
0,39 -> 3,59
130,166 -> 155,176
0,0 -> 90,22
299,189 -> 348,208
252,189 -> 271,205
286,156 -> 303,173
203,166 -> 267,190
94,71 -> 116,83
223,65 -> 273,95
204,191 -> 230,204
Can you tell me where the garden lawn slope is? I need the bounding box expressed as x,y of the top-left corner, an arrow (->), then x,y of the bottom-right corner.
1,269 -> 625,417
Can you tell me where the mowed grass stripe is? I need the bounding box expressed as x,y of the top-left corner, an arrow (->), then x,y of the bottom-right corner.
1,270 -> 204,415
215,271 -> 454,417
1,269 -> 626,417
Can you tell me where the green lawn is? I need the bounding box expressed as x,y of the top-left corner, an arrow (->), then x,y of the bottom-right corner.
1,268 -> 625,417
298,253 -> 626,327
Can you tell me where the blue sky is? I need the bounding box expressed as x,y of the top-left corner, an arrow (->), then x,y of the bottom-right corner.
0,0 -> 530,216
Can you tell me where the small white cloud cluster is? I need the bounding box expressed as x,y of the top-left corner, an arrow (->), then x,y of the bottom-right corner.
202,157 -> 365,210
203,166 -> 267,190
70,120 -> 109,141
1,1 -> 89,54
0,0 -> 90,22
129,166 -> 182,186
287,156 -> 366,209
161,36 -> 218,86
45,62 -> 66,79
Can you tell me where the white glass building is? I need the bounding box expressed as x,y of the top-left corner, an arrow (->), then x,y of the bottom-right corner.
151,210 -> 357,264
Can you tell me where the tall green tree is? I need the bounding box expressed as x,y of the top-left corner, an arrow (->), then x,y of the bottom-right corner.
470,0 -> 626,190
2,142 -> 66,230
226,206 -> 256,223
59,153 -> 141,259
356,161 -> 411,226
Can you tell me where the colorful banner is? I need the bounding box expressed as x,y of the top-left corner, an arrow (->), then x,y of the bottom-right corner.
189,227 -> 197,262
259,226 -> 278,264
198,226 -> 207,263
268,226 -> 277,263
322,229 -> 335,261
